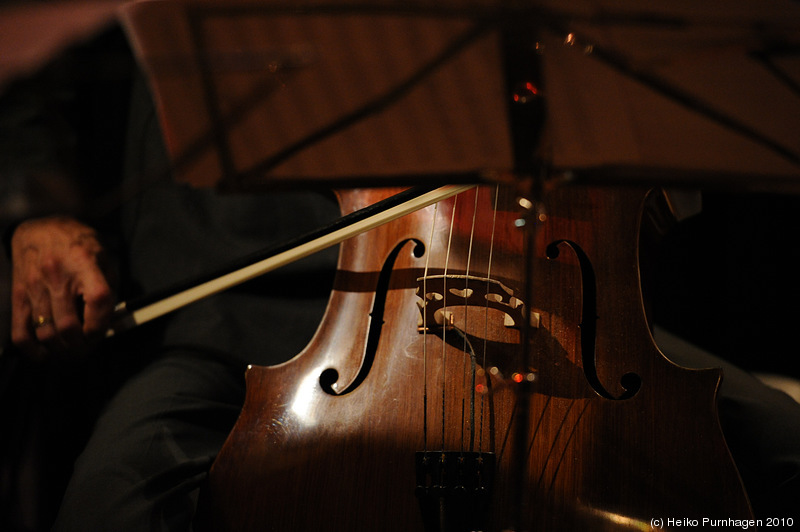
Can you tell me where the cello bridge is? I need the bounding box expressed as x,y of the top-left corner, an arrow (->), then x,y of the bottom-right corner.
416,275 -> 537,332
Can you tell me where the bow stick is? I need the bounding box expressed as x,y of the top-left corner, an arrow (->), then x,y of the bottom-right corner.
107,184 -> 476,336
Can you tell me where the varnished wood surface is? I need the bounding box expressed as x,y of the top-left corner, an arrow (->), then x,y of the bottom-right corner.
196,185 -> 752,531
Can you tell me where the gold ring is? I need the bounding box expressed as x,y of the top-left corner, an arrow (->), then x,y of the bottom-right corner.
34,315 -> 53,328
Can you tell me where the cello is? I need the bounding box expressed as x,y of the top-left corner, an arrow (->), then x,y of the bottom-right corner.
113,3 -> 756,527
195,183 -> 753,530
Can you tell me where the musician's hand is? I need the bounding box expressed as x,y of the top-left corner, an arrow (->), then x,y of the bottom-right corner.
9,216 -> 115,358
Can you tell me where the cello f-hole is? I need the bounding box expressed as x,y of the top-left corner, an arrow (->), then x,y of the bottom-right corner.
320,238 -> 425,396
546,240 -> 641,400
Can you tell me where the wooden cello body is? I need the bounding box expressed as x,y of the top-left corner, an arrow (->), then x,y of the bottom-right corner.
196,184 -> 753,531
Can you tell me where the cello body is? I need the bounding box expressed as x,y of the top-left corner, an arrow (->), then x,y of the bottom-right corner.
196,184 -> 753,531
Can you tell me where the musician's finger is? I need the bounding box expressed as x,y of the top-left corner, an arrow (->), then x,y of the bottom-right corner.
49,283 -> 86,350
78,267 -> 114,339
10,283 -> 36,354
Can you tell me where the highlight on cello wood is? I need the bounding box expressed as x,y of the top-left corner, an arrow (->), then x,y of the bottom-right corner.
195,184 -> 753,531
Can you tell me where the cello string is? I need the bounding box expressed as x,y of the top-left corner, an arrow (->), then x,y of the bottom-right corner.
461,187 -> 481,453
441,193 -> 458,451
422,202 -> 440,453
479,183 -> 501,454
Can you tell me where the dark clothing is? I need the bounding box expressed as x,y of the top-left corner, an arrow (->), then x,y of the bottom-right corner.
118,77 -> 339,367
52,350 -> 245,531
